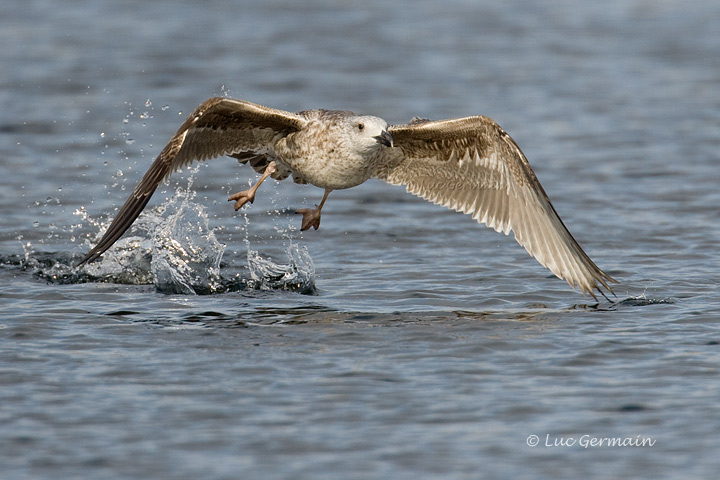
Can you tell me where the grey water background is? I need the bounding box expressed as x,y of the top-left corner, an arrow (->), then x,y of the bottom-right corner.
1,0 -> 719,478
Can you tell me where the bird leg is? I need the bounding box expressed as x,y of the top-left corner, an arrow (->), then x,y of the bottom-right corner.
296,189 -> 331,231
228,161 -> 276,211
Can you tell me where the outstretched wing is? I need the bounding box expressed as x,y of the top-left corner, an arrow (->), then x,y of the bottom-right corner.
375,116 -> 615,298
77,97 -> 306,265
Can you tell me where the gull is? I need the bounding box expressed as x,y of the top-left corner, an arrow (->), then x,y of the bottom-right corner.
77,97 -> 616,298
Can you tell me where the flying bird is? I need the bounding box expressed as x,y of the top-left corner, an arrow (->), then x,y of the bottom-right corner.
77,97 -> 616,298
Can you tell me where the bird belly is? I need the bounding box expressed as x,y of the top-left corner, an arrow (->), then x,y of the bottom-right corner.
278,154 -> 371,190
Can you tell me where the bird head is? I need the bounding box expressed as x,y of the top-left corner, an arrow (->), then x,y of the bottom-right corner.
348,115 -> 393,151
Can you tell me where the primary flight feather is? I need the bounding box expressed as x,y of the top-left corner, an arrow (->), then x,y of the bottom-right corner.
78,97 -> 616,298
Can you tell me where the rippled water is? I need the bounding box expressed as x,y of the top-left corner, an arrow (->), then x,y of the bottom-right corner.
2,1 -> 719,478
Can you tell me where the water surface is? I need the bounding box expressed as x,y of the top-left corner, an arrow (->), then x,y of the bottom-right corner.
1,1 -> 719,478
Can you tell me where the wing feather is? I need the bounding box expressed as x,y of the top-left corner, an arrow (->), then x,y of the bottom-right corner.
77,97 -> 305,265
376,116 -> 615,298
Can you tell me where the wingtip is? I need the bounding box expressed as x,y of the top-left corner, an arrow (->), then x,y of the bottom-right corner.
75,251 -> 100,268
584,273 -> 618,302
595,286 -> 615,303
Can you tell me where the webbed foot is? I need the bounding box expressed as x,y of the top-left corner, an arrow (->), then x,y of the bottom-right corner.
296,207 -> 322,231
228,190 -> 255,210
228,161 -> 277,211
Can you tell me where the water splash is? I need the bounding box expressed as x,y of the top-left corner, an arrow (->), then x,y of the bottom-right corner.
73,187 -> 224,293
150,191 -> 224,294
17,169 -> 316,295
246,242 -> 316,294
77,235 -> 155,285
616,295 -> 675,307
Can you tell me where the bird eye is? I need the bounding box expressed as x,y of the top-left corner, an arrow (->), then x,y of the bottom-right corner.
357,123 -> 364,131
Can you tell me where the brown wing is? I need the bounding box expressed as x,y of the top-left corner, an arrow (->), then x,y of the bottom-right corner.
375,116 -> 615,298
77,97 -> 306,265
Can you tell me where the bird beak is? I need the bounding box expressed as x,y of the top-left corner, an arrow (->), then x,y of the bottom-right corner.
374,130 -> 394,148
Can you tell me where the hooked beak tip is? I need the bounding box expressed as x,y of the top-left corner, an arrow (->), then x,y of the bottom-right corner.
374,131 -> 394,148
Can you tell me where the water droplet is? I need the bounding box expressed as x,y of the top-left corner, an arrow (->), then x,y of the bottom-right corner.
33,221 -> 39,228
145,99 -> 152,107
161,105 -> 170,111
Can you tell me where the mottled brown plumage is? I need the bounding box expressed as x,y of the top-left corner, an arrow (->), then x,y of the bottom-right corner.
78,97 -> 616,298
